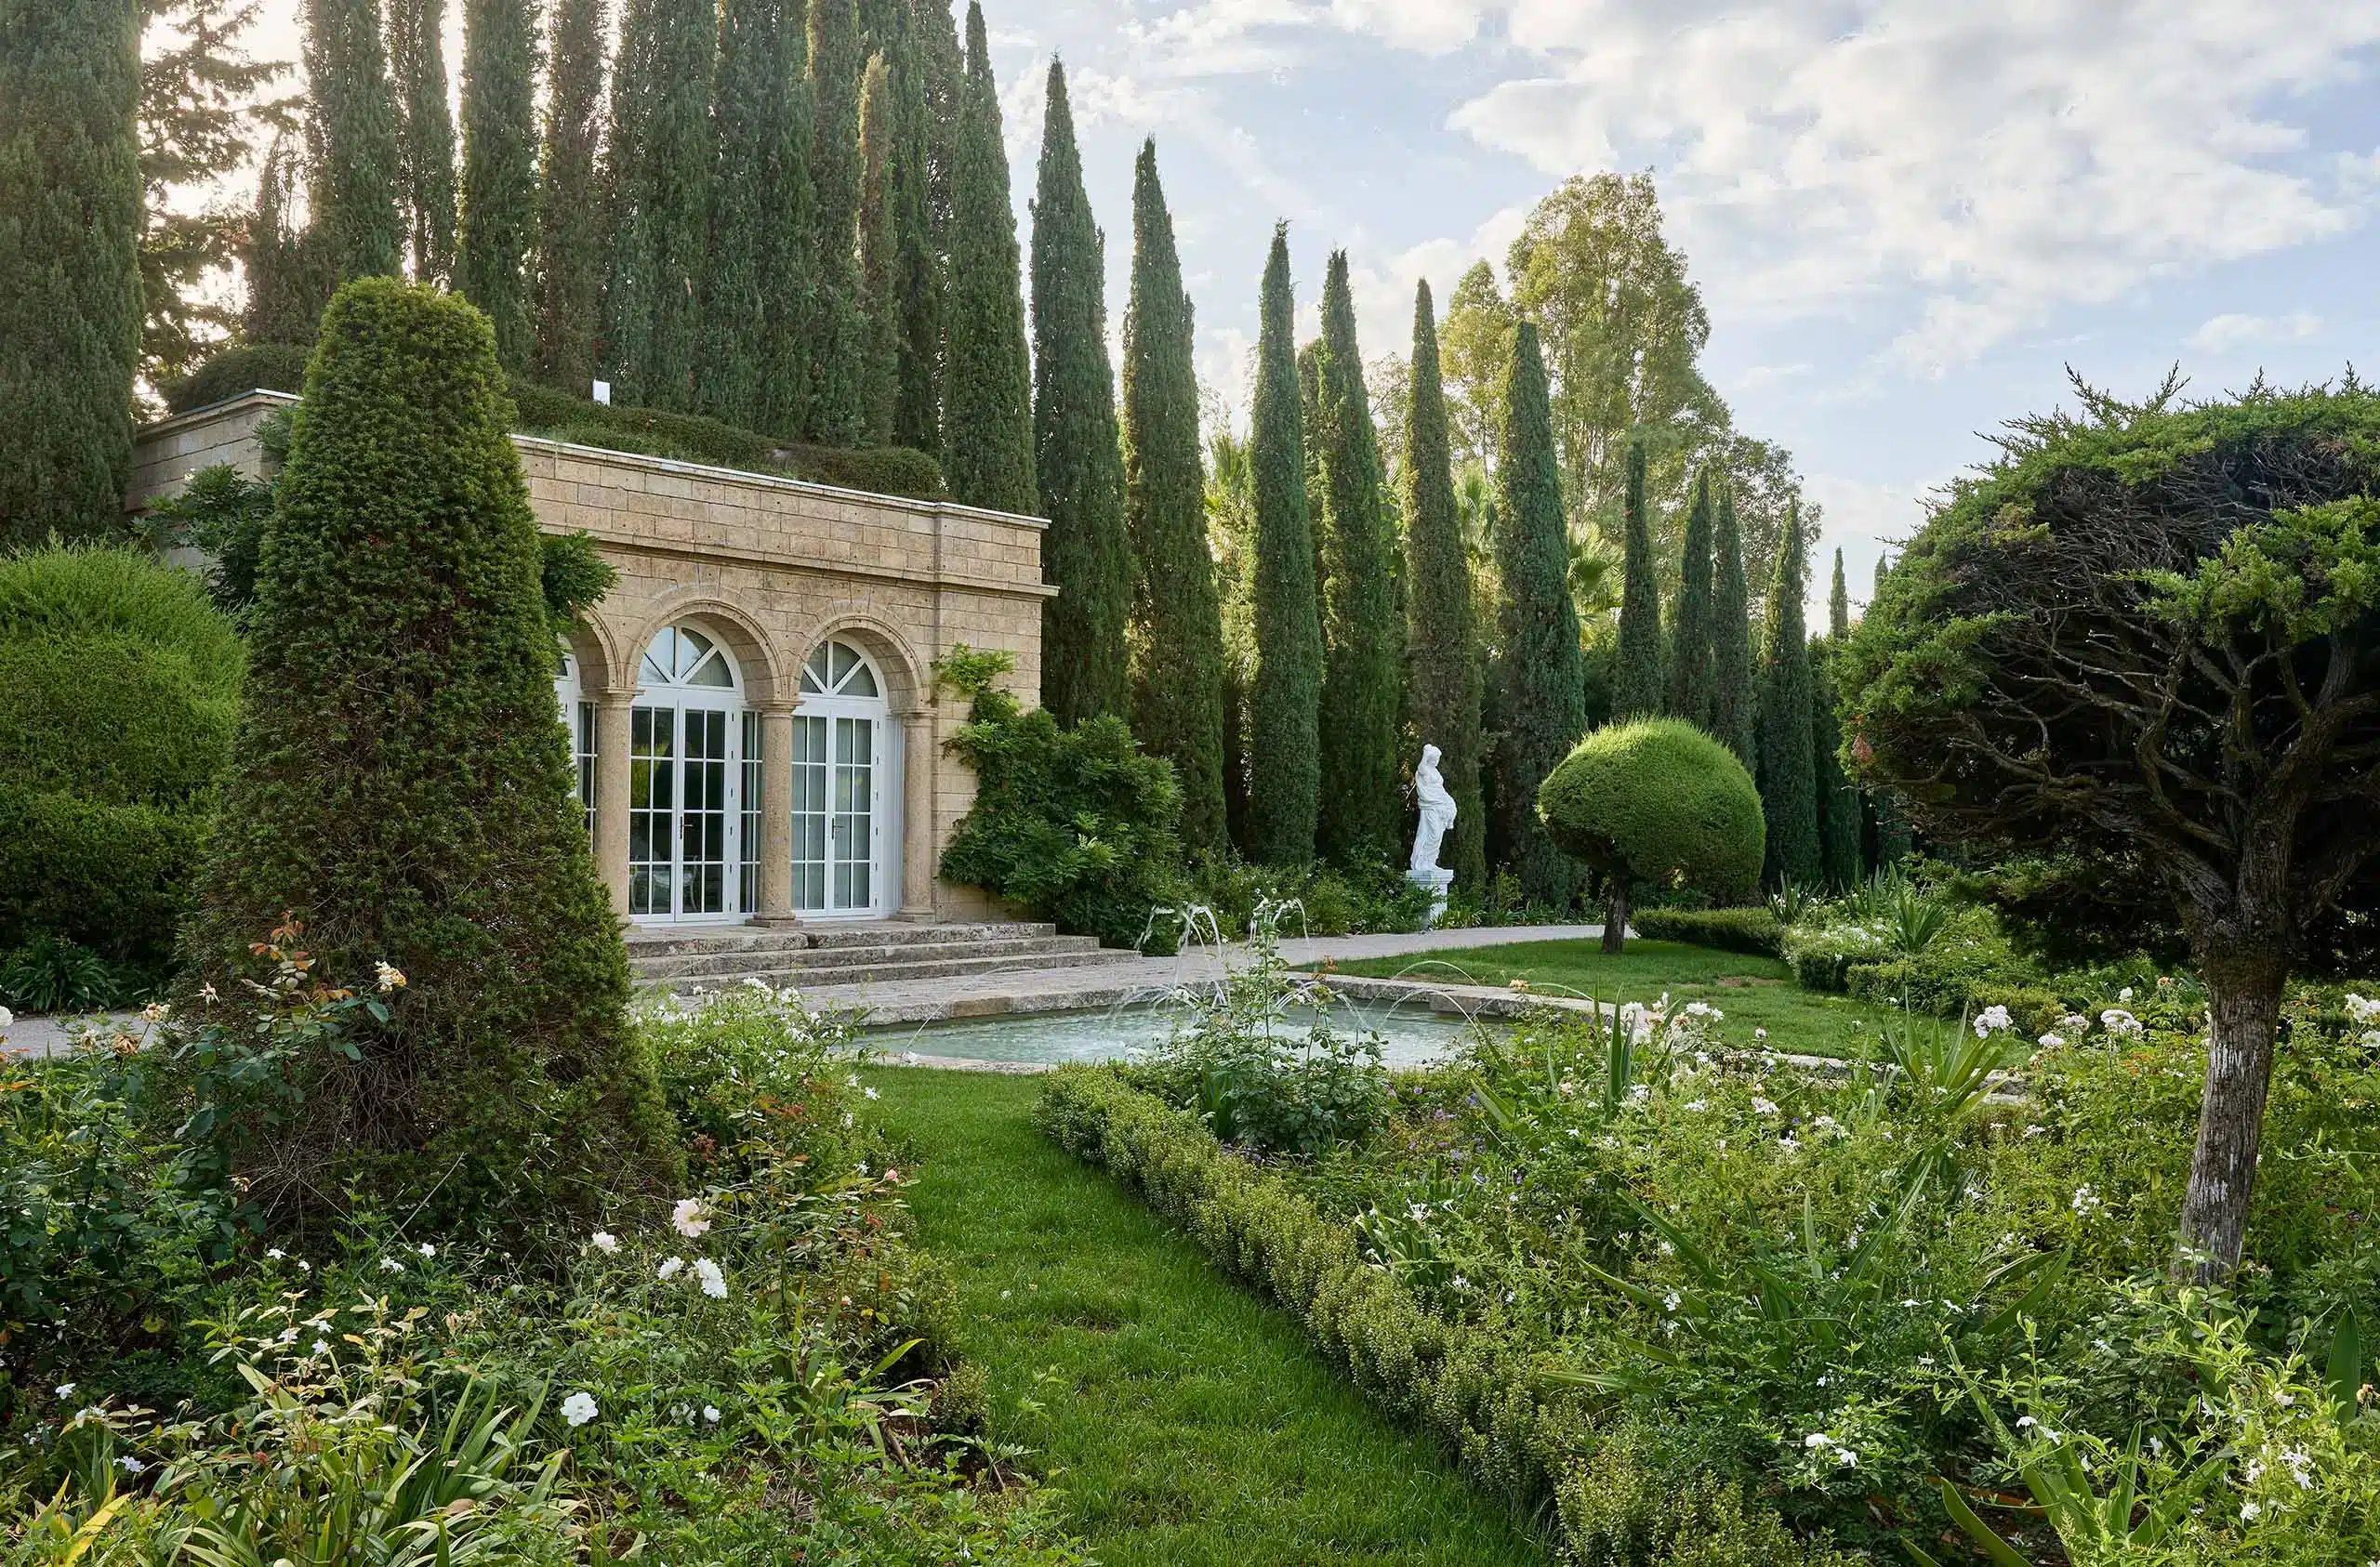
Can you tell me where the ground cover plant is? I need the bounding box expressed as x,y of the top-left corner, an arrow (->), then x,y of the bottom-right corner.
1049,930 -> 2380,1564
0,982 -> 1091,1565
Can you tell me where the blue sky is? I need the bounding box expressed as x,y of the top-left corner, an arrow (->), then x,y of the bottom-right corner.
238,0 -> 2380,615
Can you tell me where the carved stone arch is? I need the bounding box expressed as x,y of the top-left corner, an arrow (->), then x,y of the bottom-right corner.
624,590 -> 789,707
562,611 -> 624,695
790,613 -> 931,715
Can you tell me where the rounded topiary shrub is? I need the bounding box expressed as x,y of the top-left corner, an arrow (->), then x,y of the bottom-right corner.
0,544 -> 244,980
1537,718 -> 1764,950
182,278 -> 680,1222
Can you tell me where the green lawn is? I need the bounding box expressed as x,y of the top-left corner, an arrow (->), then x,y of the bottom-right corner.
865,1066 -> 1551,1567
1325,937 -> 1900,1060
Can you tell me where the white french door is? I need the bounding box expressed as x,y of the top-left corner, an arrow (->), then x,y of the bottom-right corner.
792,640 -> 890,917
630,625 -> 748,923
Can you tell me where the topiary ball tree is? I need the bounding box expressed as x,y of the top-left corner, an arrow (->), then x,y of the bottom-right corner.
1537,718 -> 1764,955
1841,374 -> 2380,1278
183,276 -> 681,1223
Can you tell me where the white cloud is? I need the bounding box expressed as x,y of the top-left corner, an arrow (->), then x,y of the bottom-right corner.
1800,472 -> 1934,620
1421,1 -> 2380,371
2187,310 -> 2324,350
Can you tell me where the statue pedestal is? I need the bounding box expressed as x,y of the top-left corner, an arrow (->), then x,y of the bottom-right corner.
1407,865 -> 1453,929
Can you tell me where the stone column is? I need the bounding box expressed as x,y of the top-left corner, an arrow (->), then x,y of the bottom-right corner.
593,692 -> 636,920
751,704 -> 799,926
897,708 -> 936,921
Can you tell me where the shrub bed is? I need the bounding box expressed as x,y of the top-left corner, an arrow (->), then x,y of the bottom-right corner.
1628,906 -> 1782,958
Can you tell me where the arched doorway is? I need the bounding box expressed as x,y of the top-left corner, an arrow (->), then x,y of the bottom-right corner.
793,639 -> 892,917
554,652 -> 596,843
631,624 -> 753,922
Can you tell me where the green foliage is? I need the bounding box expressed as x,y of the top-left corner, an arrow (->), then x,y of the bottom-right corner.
149,461 -> 273,618
240,137 -> 325,349
1811,639 -> 1862,891
181,279 -> 679,1222
1402,279 -> 1488,893
1491,321 -> 1588,906
938,3 -> 1035,513
529,0 -> 608,392
1029,60 -> 1131,727
1757,504 -> 1819,889
1664,469 -> 1717,727
302,0 -> 404,281
389,0 -> 457,283
1310,252 -> 1405,861
1627,906 -> 1783,958
0,933 -> 140,1012
160,340 -> 311,412
1121,138 -> 1229,850
940,702 -> 1185,949
856,50 -> 900,442
1537,718 -> 1765,906
536,530 -> 615,638
696,0 -> 813,431
598,0 -> 713,410
455,0 -> 539,367
1612,436 -> 1664,721
0,790 -> 211,981
1558,1429 -> 1860,1567
1244,223 -> 1323,865
0,0 -> 143,546
803,0 -> 866,444
1708,481 -> 1757,767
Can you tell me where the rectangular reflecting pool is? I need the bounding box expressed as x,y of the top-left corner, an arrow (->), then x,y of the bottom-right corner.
864,999 -> 1498,1070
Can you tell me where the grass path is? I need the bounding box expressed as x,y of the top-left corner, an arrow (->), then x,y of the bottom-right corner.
866,1066 -> 1550,1567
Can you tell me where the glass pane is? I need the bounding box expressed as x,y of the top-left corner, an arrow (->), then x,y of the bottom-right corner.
791,715 -> 830,913
830,641 -> 859,689
673,626 -> 715,681
687,652 -> 734,688
740,712 -> 761,914
640,628 -> 674,685
844,660 -> 878,698
801,644 -> 831,693
630,706 -> 675,915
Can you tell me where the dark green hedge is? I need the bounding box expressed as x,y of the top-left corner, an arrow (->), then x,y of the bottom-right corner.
159,341 -> 313,414
0,785 -> 210,970
1629,906 -> 1784,958
1034,1068 -> 1855,1567
1538,719 -> 1765,904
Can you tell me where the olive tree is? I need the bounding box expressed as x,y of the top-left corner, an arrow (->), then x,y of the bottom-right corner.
1840,375 -> 2380,1276
1537,718 -> 1765,954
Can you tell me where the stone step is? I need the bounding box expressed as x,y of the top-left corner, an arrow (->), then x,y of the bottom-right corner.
641,944 -> 1137,995
629,932 -> 1104,981
622,920 -> 1057,959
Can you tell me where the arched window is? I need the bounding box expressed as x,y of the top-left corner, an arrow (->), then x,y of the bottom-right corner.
791,639 -> 889,915
630,624 -> 748,921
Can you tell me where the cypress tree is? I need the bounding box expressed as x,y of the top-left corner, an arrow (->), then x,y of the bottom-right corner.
303,0 -> 404,281
456,0 -> 538,368
1709,479 -> 1757,766
1757,501 -> 1820,889
1245,223 -> 1322,865
1814,636 -> 1860,891
1312,250 -> 1404,860
599,0 -> 712,410
532,0 -> 606,391
888,25 -> 942,454
183,278 -> 680,1218
1610,433 -> 1663,720
756,49 -> 818,441
857,49 -> 901,442
1121,138 -> 1227,849
1665,467 -> 1715,725
0,0 -> 141,547
1029,59 -> 1130,725
804,0 -> 868,442
1829,546 -> 1850,640
389,0 -> 457,283
696,0 -> 800,429
1491,321 -> 1587,906
243,135 -> 324,347
1401,279 -> 1486,893
940,1 -> 1034,511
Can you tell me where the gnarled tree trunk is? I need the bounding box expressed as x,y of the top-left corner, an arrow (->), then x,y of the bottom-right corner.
1602,876 -> 1630,955
2177,941 -> 2291,1279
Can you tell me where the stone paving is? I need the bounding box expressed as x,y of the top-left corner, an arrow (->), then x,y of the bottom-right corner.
0,925 -> 1606,1060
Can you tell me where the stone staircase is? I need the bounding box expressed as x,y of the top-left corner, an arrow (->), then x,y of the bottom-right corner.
624,920 -> 1136,994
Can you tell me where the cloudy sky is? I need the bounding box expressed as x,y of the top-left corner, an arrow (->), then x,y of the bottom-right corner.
234,0 -> 2380,612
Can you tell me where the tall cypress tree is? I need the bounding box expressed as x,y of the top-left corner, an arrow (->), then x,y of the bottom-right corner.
1311,250 -> 1403,860
1709,479 -> 1757,766
533,0 -> 606,391
856,50 -> 901,443
804,0 -> 867,442
940,1 -> 1033,511
1610,433 -> 1663,721
1246,223 -> 1322,865
456,0 -> 538,368
243,135 -> 324,346
389,0 -> 457,283
1492,322 -> 1587,906
184,278 -> 679,1219
1830,546 -> 1850,641
888,22 -> 941,454
1029,59 -> 1130,725
1665,467 -> 1715,725
304,0 -> 404,281
1121,138 -> 1226,849
756,43 -> 818,441
599,0 -> 711,410
0,0 -> 142,546
1816,544 -> 1862,889
697,0 -> 800,428
1757,502 -> 1820,889
1401,279 -> 1486,892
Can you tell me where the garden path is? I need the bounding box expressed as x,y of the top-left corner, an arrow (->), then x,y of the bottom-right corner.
866,1065 -> 1554,1566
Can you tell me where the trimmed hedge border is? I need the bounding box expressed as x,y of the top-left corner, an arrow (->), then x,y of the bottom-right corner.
1628,906 -> 1783,958
1033,1067 -> 1855,1566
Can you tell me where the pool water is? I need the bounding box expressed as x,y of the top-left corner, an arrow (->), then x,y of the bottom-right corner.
866,998 -> 1494,1069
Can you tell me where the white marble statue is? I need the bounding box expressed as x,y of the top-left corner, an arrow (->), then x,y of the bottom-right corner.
1408,744 -> 1456,927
